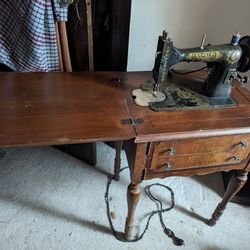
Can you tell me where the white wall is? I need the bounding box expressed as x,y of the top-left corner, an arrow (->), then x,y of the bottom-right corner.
127,0 -> 250,71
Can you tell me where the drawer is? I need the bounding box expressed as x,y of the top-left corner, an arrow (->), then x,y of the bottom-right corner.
153,135 -> 250,157
153,151 -> 249,171
148,134 -> 250,172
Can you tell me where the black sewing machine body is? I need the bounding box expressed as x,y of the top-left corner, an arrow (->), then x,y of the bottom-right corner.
153,33 -> 243,98
132,31 -> 250,111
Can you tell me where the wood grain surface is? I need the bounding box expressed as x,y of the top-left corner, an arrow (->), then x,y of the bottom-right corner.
153,151 -> 249,170
152,135 -> 250,156
1,71 -> 250,148
0,72 -> 135,147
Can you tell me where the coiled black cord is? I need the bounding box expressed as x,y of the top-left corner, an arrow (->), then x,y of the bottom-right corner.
105,167 -> 184,246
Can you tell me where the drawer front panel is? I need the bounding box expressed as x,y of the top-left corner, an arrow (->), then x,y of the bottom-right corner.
154,151 -> 249,171
153,135 -> 250,157
149,134 -> 250,172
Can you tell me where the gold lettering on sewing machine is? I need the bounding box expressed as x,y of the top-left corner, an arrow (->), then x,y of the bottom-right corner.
187,51 -> 222,61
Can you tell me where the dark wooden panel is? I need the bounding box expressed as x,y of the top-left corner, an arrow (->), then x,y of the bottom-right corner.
0,72 -> 135,147
55,143 -> 97,165
93,0 -> 131,71
110,0 -> 131,70
67,1 -> 89,71
67,0 -> 131,71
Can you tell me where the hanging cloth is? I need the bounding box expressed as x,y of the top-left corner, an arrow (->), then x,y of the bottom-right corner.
0,0 -> 69,72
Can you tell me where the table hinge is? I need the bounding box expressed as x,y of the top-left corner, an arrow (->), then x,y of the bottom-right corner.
120,118 -> 144,125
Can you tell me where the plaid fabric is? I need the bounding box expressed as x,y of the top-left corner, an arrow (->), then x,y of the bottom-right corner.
0,0 -> 69,72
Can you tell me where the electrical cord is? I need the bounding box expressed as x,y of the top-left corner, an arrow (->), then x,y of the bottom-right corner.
105,167 -> 184,246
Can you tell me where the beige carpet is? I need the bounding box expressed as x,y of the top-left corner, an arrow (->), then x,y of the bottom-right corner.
0,143 -> 249,250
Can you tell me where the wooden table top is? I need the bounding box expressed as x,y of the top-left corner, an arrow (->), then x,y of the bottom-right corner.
0,72 -> 135,147
1,71 -> 250,148
119,71 -> 250,143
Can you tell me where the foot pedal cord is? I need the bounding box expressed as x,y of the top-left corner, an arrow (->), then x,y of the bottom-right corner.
105,167 -> 184,246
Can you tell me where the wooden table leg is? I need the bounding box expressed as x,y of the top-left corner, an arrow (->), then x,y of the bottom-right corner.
124,183 -> 141,240
114,141 -> 123,181
208,170 -> 248,226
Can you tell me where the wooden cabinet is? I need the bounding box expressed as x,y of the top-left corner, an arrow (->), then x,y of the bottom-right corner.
119,72 -> 250,239
1,71 -> 250,241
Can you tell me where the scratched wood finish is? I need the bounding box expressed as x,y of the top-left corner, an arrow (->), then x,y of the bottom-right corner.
0,72 -> 135,147
118,71 -> 250,143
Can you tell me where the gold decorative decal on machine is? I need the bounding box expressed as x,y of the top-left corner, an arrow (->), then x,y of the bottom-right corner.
187,51 -> 223,61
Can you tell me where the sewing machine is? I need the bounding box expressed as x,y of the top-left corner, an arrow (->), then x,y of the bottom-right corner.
132,31 -> 250,111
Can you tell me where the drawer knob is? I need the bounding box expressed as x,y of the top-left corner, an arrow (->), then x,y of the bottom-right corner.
168,148 -> 175,156
165,163 -> 172,169
232,156 -> 241,162
240,141 -> 248,149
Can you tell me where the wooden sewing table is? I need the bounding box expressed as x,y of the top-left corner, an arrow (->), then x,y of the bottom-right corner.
0,71 -> 249,240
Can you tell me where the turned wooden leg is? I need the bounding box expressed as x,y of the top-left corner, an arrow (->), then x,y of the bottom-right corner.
114,141 -> 123,181
208,170 -> 248,226
125,183 -> 141,240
